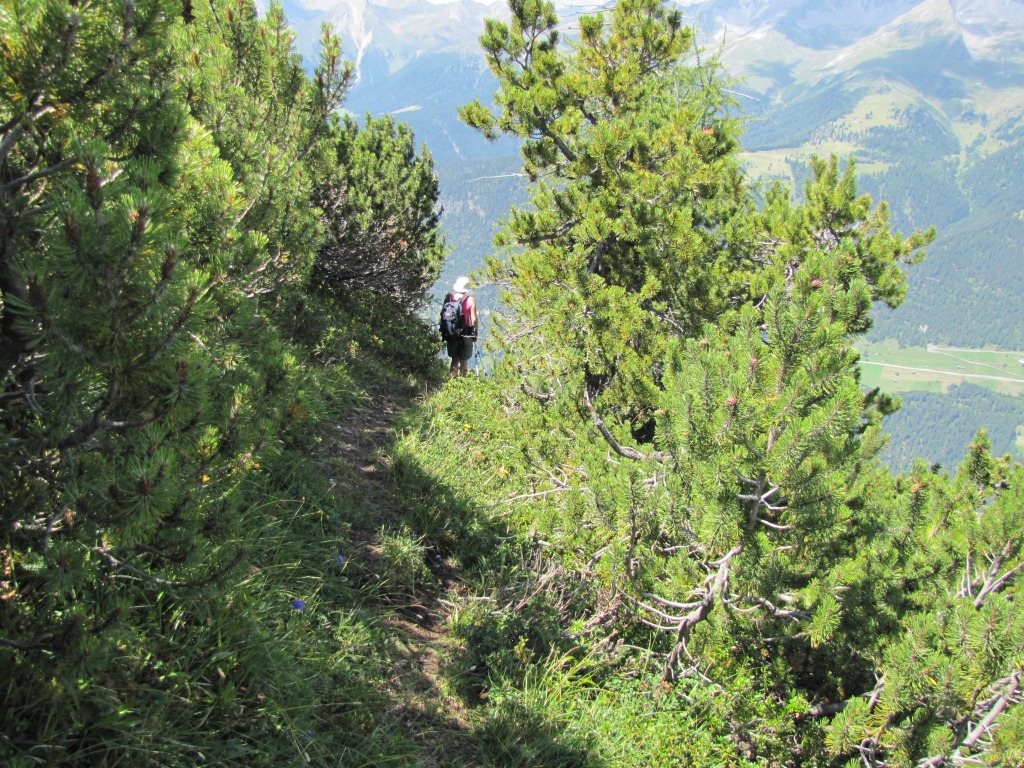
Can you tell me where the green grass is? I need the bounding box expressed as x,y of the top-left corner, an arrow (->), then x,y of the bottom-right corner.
857,341 -> 1024,397
741,149 -> 891,189
840,88 -> 917,131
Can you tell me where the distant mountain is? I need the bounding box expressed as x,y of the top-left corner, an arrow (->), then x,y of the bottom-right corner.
681,0 -> 924,49
680,0 -> 1024,53
284,0 -> 503,69
662,0 -> 1024,350
282,0 -> 1024,350
283,0 -> 517,168
690,0 -> 1024,349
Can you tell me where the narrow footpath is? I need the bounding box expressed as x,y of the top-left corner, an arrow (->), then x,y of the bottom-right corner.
323,374 -> 474,765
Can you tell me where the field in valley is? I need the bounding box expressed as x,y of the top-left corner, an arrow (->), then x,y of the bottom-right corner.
856,342 -> 1024,455
857,343 -> 1024,396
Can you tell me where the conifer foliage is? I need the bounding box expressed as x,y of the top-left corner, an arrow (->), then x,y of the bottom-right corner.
460,0 -> 750,423
1,0 -> 246,758
312,114 -> 446,309
825,441 -> 1024,768
0,0 -> 445,763
1,0 -> 218,627
447,0 -> 1024,764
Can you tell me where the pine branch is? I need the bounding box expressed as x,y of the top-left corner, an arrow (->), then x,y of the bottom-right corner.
56,379 -> 120,450
757,518 -> 795,532
488,488 -> 569,507
961,670 -> 1021,749
1,156 -> 77,195
92,546 -> 246,589
0,635 -> 58,652
0,118 -> 30,165
532,110 -> 577,164
728,595 -> 810,622
520,382 -> 555,402
916,670 -> 1022,768
55,382 -> 175,451
515,219 -> 577,246
971,546 -> 1024,609
583,385 -> 665,462
662,543 -> 743,681
133,296 -> 200,368
807,701 -> 847,718
620,590 -> 702,624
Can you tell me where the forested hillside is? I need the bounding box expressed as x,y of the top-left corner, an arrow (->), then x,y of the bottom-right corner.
881,383 -> 1024,471
3,0 -> 1023,766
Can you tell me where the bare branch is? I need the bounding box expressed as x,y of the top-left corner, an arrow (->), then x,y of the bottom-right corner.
662,543 -> 744,681
521,382 -> 555,402
0,635 -> 58,652
961,670 -> 1020,749
756,517 -> 795,532
583,386 -> 666,462
1,156 -> 77,195
973,559 -> 1024,609
92,546 -> 245,589
487,487 -> 570,508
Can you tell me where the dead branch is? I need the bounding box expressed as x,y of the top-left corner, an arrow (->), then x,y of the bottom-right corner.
583,386 -> 666,462
662,543 -> 744,681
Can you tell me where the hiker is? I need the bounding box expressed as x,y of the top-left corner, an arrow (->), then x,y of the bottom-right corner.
440,276 -> 478,379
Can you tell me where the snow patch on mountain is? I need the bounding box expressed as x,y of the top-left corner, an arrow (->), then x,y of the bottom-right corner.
952,0 -> 1024,56
291,0 -> 507,77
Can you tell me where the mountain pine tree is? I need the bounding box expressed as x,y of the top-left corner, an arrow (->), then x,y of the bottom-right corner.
452,0 -> 1024,763
172,0 -> 352,300
312,114 -> 445,309
826,435 -> 1024,768
0,0 -> 365,761
460,0 -> 751,430
0,0 -> 244,755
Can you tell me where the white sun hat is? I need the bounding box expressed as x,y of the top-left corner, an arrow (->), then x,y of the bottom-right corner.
452,276 -> 470,294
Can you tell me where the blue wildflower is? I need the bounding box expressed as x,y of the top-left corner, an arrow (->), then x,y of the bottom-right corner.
337,555 -> 346,564
290,599 -> 306,610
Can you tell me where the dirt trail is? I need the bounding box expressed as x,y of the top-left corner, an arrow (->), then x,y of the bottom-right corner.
325,379 -> 474,764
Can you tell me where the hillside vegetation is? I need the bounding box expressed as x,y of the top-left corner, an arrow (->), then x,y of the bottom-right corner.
719,9 -> 1024,351
2,1 -> 1023,767
0,0 -> 449,762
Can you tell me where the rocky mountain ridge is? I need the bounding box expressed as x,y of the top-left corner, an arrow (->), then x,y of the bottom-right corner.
283,0 -> 1024,76
681,0 -> 1024,55
284,0 -> 504,77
